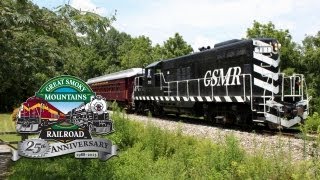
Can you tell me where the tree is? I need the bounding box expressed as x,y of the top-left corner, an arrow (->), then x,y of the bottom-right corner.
56,5 -> 115,46
246,21 -> 301,72
101,27 -> 132,73
0,1 -> 192,112
0,1 -> 116,111
301,31 -> 320,113
0,0 -> 72,111
160,33 -> 193,59
301,31 -> 320,73
119,35 -> 154,69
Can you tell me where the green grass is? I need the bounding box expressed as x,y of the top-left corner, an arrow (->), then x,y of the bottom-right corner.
0,134 -> 20,142
6,109 -> 320,179
0,113 -> 16,132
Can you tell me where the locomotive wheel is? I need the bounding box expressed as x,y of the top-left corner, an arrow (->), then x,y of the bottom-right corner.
137,102 -> 145,115
203,104 -> 215,123
268,122 -> 283,130
203,110 -> 213,122
151,103 -> 163,117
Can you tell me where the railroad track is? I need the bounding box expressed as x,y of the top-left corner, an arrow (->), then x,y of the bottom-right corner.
123,112 -> 307,139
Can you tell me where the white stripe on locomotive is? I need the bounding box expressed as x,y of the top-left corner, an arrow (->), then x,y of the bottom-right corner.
253,52 -> 279,68
254,78 -> 279,94
253,64 -> 279,81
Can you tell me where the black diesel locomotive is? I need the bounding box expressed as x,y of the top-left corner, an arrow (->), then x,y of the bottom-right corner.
133,38 -> 310,128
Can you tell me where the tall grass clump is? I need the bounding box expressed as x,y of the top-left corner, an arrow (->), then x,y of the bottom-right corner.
8,106 -> 320,179
304,112 -> 320,133
109,103 -> 142,150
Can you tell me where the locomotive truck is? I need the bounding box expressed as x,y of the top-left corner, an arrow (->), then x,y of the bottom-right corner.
88,38 -> 311,129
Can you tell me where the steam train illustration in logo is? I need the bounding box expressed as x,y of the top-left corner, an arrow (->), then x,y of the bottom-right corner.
16,95 -> 112,134
66,95 -> 113,134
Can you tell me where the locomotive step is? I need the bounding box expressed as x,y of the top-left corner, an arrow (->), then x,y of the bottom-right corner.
215,116 -> 225,119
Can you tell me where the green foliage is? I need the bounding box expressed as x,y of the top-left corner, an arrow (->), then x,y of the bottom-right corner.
102,27 -> 132,72
301,31 -> 320,113
153,33 -> 193,60
302,31 -> 320,73
8,110 -> 320,179
119,35 -> 154,69
0,2 -> 194,112
303,112 -> 320,133
0,1 -> 80,111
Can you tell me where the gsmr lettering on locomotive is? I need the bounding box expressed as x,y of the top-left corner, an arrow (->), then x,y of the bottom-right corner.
88,38 -> 311,129
204,66 -> 241,87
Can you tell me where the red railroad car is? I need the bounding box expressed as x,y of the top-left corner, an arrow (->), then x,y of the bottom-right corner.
87,68 -> 143,110
17,96 -> 66,133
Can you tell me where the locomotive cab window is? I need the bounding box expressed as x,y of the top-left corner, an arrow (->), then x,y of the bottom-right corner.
146,68 -> 154,85
155,74 -> 160,87
147,69 -> 152,79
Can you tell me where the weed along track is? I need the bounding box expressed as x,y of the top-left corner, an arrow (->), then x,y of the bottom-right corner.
120,112 -> 317,161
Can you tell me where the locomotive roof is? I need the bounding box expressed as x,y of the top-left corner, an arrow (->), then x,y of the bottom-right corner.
87,68 -> 144,84
158,38 -> 276,64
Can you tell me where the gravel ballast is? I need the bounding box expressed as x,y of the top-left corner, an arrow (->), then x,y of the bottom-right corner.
121,113 -> 317,161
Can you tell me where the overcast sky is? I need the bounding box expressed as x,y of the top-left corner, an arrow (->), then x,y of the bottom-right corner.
33,0 -> 320,50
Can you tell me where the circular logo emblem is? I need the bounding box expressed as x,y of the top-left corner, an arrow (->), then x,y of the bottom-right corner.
90,99 -> 107,115
94,102 -> 103,111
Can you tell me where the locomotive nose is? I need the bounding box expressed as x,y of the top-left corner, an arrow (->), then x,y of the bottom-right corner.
283,102 -> 306,123
283,104 -> 295,118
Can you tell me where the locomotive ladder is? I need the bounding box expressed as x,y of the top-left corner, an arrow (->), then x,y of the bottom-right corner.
253,73 -> 282,124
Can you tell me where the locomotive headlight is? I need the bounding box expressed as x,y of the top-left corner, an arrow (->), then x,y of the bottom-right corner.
272,42 -> 281,52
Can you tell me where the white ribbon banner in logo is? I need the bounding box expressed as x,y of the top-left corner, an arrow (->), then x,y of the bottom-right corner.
11,138 -> 117,161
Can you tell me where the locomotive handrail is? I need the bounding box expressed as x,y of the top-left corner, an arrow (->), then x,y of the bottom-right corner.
157,72 -> 253,106
281,73 -> 305,99
258,72 -> 305,102
134,76 -> 144,91
256,73 -> 307,118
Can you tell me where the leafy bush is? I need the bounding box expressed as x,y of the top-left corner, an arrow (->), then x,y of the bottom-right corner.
304,112 -> 320,132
